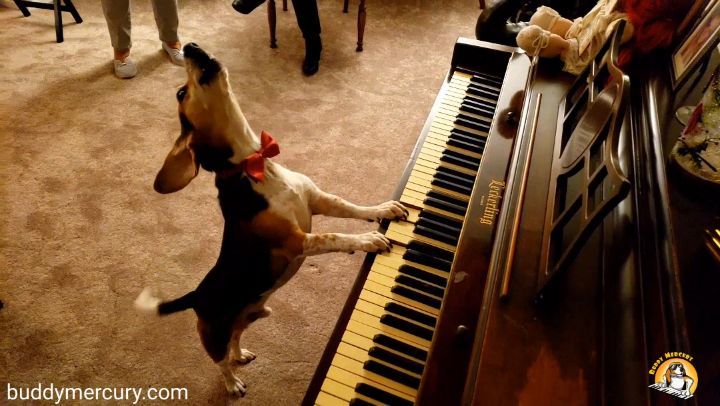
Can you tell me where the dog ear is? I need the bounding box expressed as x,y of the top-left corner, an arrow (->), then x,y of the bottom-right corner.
154,133 -> 199,194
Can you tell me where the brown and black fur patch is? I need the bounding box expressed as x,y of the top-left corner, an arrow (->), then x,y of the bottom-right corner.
158,172 -> 308,362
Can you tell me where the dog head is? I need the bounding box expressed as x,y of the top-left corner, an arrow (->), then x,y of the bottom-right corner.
668,363 -> 685,376
665,363 -> 686,384
154,43 -> 257,193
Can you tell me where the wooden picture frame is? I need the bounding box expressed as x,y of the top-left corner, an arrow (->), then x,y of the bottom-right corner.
672,0 -> 720,89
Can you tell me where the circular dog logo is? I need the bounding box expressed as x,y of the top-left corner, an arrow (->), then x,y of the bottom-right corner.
648,353 -> 698,399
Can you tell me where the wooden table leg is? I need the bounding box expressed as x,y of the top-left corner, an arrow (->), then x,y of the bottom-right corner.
268,0 -> 277,48
356,0 -> 365,52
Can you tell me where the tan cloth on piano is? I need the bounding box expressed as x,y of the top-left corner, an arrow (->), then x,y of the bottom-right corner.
562,0 -> 633,74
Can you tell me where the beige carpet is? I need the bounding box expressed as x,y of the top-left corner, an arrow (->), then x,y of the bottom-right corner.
0,1 -> 478,404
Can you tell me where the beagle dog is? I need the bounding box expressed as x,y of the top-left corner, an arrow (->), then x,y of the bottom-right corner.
135,43 -> 408,397
662,363 -> 694,397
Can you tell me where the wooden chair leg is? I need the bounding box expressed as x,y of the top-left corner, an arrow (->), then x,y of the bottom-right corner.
282,0 -> 287,11
54,0 -> 64,43
343,0 -> 349,13
268,0 -> 277,48
356,0 -> 365,52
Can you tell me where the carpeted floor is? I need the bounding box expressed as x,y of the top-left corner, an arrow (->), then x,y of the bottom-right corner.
0,1 -> 478,404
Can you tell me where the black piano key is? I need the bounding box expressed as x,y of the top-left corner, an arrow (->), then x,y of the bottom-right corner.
406,240 -> 455,264
467,83 -> 500,99
437,165 -> 477,184
443,150 -> 481,168
433,170 -> 475,192
399,264 -> 447,287
469,84 -> 500,99
349,398 -> 374,406
466,85 -> 498,101
440,151 -> 480,170
468,79 -> 500,93
457,111 -> 487,124
355,383 -> 414,406
426,190 -> 468,211
389,286 -> 442,310
415,218 -> 460,244
452,127 -> 488,143
447,137 -> 485,155
402,249 -> 452,274
449,128 -> 486,147
456,113 -> 490,133
424,196 -> 467,216
373,334 -> 428,362
470,73 -> 504,89
460,101 -> 495,118
455,67 -> 503,85
417,212 -> 463,235
368,346 -> 425,375
414,224 -> 459,246
381,313 -> 436,339
394,275 -> 445,301
454,118 -> 489,135
385,302 -> 437,328
461,96 -> 496,112
432,177 -> 473,196
363,360 -> 420,389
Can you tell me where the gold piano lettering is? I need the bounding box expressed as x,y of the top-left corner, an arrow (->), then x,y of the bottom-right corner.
478,179 -> 505,226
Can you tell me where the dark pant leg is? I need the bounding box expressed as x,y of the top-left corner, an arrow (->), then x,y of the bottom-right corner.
290,0 -> 320,38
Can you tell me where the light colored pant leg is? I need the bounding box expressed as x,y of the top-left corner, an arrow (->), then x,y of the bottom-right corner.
151,0 -> 180,44
101,0 -> 132,51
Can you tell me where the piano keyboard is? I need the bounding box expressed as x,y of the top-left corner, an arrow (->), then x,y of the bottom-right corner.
648,383 -> 693,399
313,69 -> 504,406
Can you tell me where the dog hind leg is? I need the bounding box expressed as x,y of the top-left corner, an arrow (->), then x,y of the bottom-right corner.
229,305 -> 273,365
230,328 -> 257,366
309,188 -> 408,222
198,318 -> 248,396
218,356 -> 247,396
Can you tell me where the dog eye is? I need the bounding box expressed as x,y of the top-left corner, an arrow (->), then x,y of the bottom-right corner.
176,87 -> 187,102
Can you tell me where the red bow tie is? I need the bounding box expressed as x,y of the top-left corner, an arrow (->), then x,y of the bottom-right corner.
242,130 -> 280,182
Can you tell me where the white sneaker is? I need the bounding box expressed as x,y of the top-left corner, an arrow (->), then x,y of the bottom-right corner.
113,58 -> 137,79
162,42 -> 185,66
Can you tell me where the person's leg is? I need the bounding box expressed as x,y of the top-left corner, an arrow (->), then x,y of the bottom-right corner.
101,0 -> 132,58
101,0 -> 137,78
291,0 -> 322,75
151,0 -> 184,65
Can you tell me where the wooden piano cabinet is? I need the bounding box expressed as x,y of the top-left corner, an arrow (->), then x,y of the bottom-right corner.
466,62 -> 646,406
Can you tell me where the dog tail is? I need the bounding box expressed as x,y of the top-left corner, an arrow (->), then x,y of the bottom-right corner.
134,287 -> 196,316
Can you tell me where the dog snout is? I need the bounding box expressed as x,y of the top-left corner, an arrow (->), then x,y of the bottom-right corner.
183,43 -> 206,61
153,177 -> 170,194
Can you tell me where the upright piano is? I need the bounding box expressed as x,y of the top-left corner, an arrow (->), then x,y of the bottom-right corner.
303,20 -> 720,405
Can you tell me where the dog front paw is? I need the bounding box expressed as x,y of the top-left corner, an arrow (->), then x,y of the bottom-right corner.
224,375 -> 247,397
353,231 -> 392,253
366,201 -> 408,222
